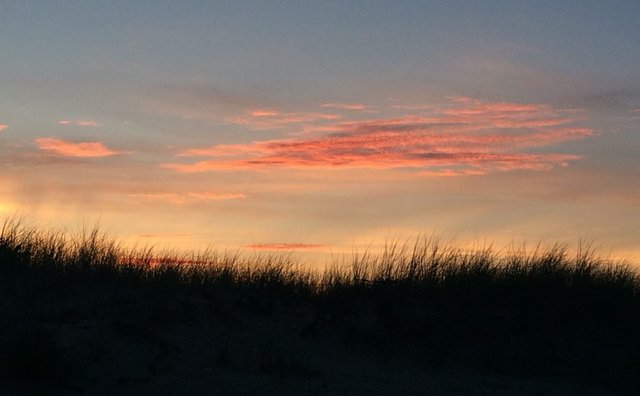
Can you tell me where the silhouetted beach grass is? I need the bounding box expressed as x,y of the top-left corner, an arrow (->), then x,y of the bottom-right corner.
1,218 -> 639,394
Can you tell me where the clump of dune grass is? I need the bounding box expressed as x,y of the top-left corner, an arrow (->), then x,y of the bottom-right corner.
1,217 -> 640,394
3,217 -> 636,292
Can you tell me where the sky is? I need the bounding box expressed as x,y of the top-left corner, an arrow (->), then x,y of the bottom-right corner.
1,1 -> 639,263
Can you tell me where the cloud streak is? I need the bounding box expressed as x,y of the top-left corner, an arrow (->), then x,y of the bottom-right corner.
227,109 -> 340,130
130,192 -> 246,204
321,103 -> 369,111
59,120 -> 101,127
244,243 -> 327,251
36,137 -> 119,157
165,98 -> 593,176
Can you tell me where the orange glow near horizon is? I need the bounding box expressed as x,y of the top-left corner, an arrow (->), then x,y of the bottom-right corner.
0,202 -> 16,214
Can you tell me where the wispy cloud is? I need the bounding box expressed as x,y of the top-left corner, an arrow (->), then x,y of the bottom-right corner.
0,124 -> 8,131
227,109 -> 340,130
419,168 -> 489,177
59,120 -> 101,127
244,243 -> 327,251
165,98 -> 592,176
36,137 -> 119,157
130,192 -> 246,204
321,103 -> 369,111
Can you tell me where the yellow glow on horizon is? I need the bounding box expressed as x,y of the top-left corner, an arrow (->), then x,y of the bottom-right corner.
0,201 -> 16,214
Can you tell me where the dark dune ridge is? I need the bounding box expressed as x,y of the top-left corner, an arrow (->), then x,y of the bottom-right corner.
1,219 -> 639,395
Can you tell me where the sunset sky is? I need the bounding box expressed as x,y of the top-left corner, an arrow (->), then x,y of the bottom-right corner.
1,1 -> 639,263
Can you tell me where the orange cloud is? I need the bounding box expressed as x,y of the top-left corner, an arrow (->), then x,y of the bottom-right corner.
130,192 -> 246,204
245,243 -> 327,251
0,124 -> 8,131
36,137 -> 119,157
166,98 -> 592,176
59,120 -> 101,127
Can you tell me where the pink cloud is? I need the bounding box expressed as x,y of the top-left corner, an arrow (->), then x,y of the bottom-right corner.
59,120 -> 101,127
36,137 -> 119,157
165,98 -> 593,176
227,109 -> 340,130
130,192 -> 246,204
245,243 -> 327,251
0,124 -> 8,131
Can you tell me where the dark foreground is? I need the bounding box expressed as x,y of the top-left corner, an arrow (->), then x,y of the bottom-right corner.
1,222 -> 639,395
